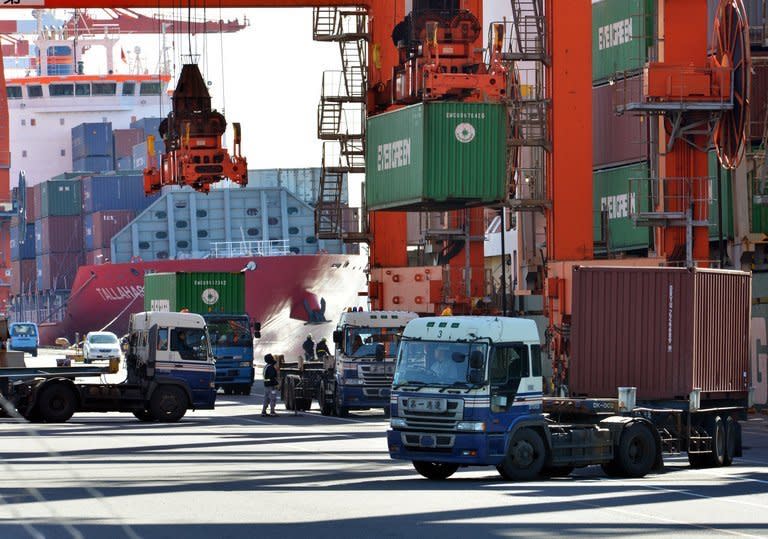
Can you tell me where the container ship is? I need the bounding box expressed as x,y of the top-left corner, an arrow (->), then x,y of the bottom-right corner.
6,10 -> 366,358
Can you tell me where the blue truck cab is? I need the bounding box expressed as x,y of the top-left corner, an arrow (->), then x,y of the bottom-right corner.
388,316 -> 546,479
204,314 -> 256,395
8,322 -> 39,357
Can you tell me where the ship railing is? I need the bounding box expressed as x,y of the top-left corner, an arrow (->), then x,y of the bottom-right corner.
209,240 -> 291,258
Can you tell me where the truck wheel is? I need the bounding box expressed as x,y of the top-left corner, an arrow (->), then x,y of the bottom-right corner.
616,423 -> 657,478
241,384 -> 253,396
334,391 -> 349,418
601,461 -> 623,477
383,407 -> 391,418
319,382 -> 333,416
689,415 -> 725,468
150,386 -> 188,422
540,465 -> 574,478
284,378 -> 295,411
37,383 -> 77,423
497,428 -> 546,481
723,416 -> 738,466
412,461 -> 459,480
133,409 -> 156,422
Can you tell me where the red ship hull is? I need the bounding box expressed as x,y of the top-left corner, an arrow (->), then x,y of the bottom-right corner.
38,254 -> 368,360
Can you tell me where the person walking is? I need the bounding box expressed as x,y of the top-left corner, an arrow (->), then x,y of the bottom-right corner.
315,337 -> 331,360
261,354 -> 279,417
302,334 -> 315,362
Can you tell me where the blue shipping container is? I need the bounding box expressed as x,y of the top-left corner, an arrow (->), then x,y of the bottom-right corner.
35,255 -> 42,291
10,225 -> 18,261
130,117 -> 164,140
73,156 -> 114,173
71,122 -> 113,160
82,175 -> 159,213
20,223 -> 35,260
115,156 -> 134,171
84,213 -> 94,251
132,140 -> 165,170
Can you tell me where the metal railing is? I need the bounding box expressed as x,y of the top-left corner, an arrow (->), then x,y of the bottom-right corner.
629,176 -> 715,226
209,240 -> 291,258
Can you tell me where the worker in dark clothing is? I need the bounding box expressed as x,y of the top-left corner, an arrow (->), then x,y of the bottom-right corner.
261,354 -> 279,417
303,334 -> 315,361
315,337 -> 331,360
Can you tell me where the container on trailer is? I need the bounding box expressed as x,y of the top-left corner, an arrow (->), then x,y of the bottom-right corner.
570,266 -> 751,401
366,102 -> 507,211
143,272 -> 246,314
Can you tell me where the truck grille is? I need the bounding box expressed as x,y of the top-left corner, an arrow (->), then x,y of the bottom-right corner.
398,397 -> 463,431
401,432 -> 455,451
358,364 -> 394,387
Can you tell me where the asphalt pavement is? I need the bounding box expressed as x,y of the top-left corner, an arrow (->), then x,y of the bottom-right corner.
0,349 -> 765,538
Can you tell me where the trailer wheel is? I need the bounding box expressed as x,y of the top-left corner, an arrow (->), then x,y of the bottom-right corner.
689,415 -> 725,468
37,383 -> 77,423
540,465 -> 574,478
241,384 -> 253,396
412,461 -> 459,480
149,385 -> 187,422
616,423 -> 657,478
723,416 -> 738,466
600,461 -> 623,477
497,428 -> 546,481
133,409 -> 156,422
334,390 -> 349,418
284,377 -> 296,411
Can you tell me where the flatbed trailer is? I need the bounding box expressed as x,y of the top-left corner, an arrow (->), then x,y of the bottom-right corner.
275,355 -> 325,412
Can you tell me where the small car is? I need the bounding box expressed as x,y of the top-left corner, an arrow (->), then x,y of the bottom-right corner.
83,331 -> 121,363
8,322 -> 39,357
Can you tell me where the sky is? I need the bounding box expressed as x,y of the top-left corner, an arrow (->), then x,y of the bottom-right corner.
1,3 -> 512,206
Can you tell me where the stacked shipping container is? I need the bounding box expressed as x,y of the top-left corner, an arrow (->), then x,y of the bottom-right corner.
71,122 -> 114,173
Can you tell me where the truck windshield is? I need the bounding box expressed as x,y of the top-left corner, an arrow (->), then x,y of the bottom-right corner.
170,328 -> 211,361
207,317 -> 252,347
393,340 -> 488,387
345,327 -> 402,358
11,324 -> 37,336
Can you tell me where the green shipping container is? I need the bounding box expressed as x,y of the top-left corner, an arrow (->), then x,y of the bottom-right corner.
593,162 -> 651,252
40,180 -> 82,218
592,0 -> 655,83
707,150 -> 734,239
365,102 -> 507,211
144,272 -> 245,314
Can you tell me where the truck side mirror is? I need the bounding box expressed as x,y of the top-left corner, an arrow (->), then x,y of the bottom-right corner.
253,321 -> 261,339
333,330 -> 342,345
147,325 -> 159,365
469,350 -> 485,370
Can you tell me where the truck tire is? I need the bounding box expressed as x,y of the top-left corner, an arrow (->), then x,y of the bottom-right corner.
723,416 -> 738,466
319,381 -> 333,416
497,428 -> 546,481
616,422 -> 657,478
412,461 -> 459,480
149,385 -> 188,422
133,409 -> 156,422
37,383 -> 77,423
284,377 -> 295,411
334,390 -> 349,418
689,415 -> 725,468
241,384 -> 253,396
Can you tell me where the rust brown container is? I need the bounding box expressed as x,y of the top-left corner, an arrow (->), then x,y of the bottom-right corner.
570,266 -> 751,401
751,53 -> 768,142
593,77 -> 649,168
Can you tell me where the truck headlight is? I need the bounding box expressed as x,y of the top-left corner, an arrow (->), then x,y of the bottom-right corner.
239,361 -> 252,367
390,418 -> 407,428
456,421 -> 486,432
344,378 -> 364,385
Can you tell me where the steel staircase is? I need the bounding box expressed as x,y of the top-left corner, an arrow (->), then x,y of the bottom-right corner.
312,7 -> 369,241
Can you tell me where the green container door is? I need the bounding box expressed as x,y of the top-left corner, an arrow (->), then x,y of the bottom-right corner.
366,102 -> 507,211
144,272 -> 245,314
592,0 -> 655,83
593,162 -> 651,252
707,150 -> 734,239
40,180 -> 82,218
749,145 -> 768,234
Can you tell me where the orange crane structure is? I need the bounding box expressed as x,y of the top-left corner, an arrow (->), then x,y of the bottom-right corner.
1,1 -> 748,398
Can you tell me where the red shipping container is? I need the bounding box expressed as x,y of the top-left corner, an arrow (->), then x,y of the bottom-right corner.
40,252 -> 84,291
91,210 -> 134,249
40,216 -> 84,254
751,53 -> 768,142
593,77 -> 649,168
11,259 -> 37,295
570,266 -> 751,402
85,248 -> 111,265
25,186 -> 37,223
113,128 -> 145,160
